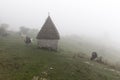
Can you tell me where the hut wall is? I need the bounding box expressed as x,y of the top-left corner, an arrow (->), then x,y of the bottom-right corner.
37,39 -> 58,50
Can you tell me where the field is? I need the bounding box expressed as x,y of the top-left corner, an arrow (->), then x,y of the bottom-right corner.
0,34 -> 120,80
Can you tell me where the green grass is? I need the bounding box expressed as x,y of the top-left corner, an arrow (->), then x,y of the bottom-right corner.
0,34 -> 120,80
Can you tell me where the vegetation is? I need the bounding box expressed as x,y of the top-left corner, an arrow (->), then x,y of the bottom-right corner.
19,26 -> 38,38
0,34 -> 120,80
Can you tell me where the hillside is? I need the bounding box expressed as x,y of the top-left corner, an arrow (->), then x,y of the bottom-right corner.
59,35 -> 120,65
0,34 -> 120,80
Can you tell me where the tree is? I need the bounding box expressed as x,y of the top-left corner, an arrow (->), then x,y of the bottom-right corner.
19,26 -> 30,35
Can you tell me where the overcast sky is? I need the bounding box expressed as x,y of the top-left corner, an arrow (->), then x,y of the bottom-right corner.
0,0 -> 120,40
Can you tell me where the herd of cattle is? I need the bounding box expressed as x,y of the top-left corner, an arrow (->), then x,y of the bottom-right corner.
21,34 -> 103,63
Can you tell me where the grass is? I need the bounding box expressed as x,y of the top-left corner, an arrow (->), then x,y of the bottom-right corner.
0,34 -> 120,80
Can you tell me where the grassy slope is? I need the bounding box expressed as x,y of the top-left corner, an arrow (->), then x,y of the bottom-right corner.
0,35 -> 120,80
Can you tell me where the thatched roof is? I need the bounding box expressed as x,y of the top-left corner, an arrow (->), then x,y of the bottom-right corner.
36,16 -> 60,40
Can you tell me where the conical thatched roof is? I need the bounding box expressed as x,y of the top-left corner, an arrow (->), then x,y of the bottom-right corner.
36,16 -> 60,39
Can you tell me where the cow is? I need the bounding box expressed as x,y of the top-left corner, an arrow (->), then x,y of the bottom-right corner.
25,36 -> 31,45
90,52 -> 98,60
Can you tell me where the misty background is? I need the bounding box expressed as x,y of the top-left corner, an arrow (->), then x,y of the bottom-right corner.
0,0 -> 120,64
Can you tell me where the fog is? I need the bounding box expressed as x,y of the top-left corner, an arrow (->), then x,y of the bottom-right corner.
0,0 -> 120,64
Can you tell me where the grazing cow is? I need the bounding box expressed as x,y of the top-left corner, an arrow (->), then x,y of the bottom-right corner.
25,36 -> 31,45
90,52 -> 98,60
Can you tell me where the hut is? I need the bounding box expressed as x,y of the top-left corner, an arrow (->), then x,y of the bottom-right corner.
36,15 -> 60,50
